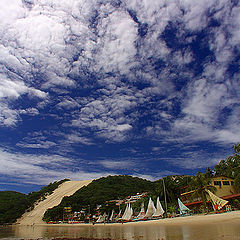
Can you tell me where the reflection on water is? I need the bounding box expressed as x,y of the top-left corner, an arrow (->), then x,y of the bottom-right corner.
0,221 -> 240,240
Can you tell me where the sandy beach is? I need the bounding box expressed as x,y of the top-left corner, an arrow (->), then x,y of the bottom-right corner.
16,179 -> 240,228
42,210 -> 240,227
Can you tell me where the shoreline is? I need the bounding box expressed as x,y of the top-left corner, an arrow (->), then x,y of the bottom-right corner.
26,210 -> 240,227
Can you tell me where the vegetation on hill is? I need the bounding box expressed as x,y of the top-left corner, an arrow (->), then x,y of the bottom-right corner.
0,191 -> 29,224
43,174 -> 193,222
43,175 -> 155,222
28,179 -> 70,207
0,179 -> 69,224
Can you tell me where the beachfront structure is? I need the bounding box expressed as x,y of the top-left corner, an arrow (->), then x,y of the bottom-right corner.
106,192 -> 148,206
180,176 -> 240,210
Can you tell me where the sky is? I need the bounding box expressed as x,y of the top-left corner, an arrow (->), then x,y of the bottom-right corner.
0,0 -> 240,193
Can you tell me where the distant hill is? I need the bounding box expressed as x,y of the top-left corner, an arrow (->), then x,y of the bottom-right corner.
0,179 -> 69,224
0,175 -> 194,224
43,175 -> 192,222
0,191 -> 29,224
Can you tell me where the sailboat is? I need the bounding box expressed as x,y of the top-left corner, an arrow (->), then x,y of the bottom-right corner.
96,212 -> 107,223
144,197 -> 156,218
96,214 -> 104,223
132,202 -> 145,221
178,198 -> 191,215
109,209 -> 114,222
121,203 -> 133,221
137,202 -> 145,219
206,190 -> 228,211
115,209 -> 122,221
152,197 -> 165,218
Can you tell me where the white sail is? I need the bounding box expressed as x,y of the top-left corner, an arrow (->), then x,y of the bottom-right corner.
109,209 -> 114,222
122,203 -> 133,221
115,209 -> 122,221
137,202 -> 145,219
145,197 -> 156,218
153,197 -> 165,217
103,212 -> 107,221
96,214 -> 104,223
121,203 -> 129,220
178,198 -> 190,215
206,190 -> 228,210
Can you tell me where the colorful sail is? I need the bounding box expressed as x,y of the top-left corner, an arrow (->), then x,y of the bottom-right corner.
206,190 -> 228,210
178,198 -> 190,215
153,197 -> 165,217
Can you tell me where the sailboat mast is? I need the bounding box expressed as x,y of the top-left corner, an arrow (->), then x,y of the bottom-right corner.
163,177 -> 167,217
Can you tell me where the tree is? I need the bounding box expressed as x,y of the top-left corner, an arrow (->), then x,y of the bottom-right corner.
205,167 -> 214,178
189,172 -> 216,211
214,144 -> 240,178
233,143 -> 240,153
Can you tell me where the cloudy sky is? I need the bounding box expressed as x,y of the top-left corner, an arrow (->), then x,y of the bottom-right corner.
0,0 -> 239,193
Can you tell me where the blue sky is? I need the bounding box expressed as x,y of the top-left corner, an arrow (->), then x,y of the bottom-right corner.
0,0 -> 240,193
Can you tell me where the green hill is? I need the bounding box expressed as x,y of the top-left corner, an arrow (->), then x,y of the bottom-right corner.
43,175 -> 192,222
43,175 -> 155,221
0,191 -> 29,224
0,179 -> 69,224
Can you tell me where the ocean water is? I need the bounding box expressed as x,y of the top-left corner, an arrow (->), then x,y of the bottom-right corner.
1,221 -> 240,240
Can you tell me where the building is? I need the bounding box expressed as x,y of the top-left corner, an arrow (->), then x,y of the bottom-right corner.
106,192 -> 148,206
180,176 -> 240,210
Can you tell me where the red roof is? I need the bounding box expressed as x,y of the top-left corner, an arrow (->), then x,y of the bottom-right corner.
222,192 -> 240,199
185,200 -> 204,206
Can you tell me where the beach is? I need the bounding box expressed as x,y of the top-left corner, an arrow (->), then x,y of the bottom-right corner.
43,210 -> 240,227
3,211 -> 239,240
16,179 -> 240,228
12,180 -> 240,239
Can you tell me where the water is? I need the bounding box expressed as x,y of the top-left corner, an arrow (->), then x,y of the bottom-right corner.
1,221 -> 240,240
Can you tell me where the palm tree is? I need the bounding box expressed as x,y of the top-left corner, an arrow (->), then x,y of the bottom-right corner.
189,172 -> 216,211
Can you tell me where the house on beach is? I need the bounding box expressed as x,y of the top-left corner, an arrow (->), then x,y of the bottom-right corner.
180,176 -> 240,211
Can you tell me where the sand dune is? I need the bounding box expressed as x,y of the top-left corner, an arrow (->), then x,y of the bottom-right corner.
17,180 -> 92,225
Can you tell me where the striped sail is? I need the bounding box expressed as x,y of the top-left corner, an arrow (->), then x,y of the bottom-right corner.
206,190 -> 228,210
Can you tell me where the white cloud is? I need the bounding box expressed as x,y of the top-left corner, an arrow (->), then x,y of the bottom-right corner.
71,86 -> 138,141
99,160 -> 134,170
0,103 -> 19,127
65,133 -> 93,145
16,140 -> 56,149
95,10 -> 138,74
19,108 -> 39,116
0,0 -> 26,27
0,78 -> 28,98
0,0 -> 239,151
115,124 -> 132,132
57,97 -> 80,109
0,148 -> 112,185
171,77 -> 240,144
